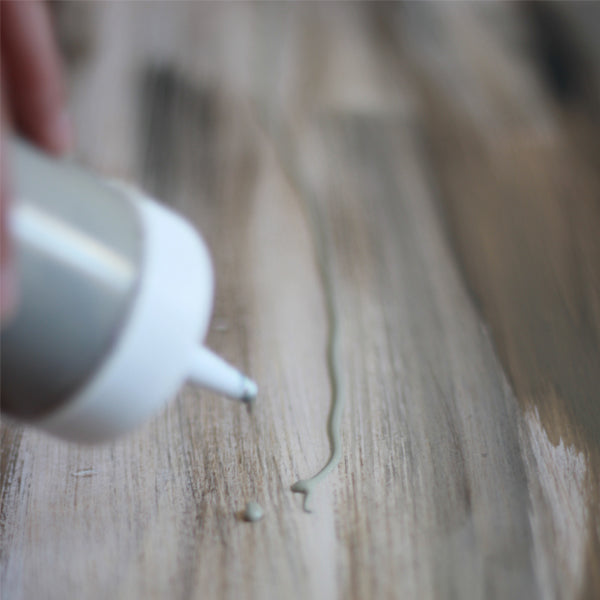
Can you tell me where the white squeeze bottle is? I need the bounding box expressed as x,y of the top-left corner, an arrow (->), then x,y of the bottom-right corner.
0,140 -> 257,443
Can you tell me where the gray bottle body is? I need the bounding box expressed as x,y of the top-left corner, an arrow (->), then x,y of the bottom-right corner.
1,142 -> 143,420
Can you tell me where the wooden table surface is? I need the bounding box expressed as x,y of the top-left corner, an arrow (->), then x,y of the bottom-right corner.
1,3 -> 599,599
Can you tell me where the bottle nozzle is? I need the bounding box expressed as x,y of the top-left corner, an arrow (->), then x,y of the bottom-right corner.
188,346 -> 258,403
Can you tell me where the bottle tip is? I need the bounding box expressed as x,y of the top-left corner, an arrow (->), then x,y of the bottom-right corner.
241,377 -> 258,403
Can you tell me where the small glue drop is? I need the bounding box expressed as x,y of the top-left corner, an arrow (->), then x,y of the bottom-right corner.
242,502 -> 264,522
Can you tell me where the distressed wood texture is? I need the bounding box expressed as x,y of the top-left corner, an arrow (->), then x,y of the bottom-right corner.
1,3 -> 599,600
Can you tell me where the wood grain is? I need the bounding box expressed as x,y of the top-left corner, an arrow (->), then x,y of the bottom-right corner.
385,4 -> 600,598
1,3 -> 598,599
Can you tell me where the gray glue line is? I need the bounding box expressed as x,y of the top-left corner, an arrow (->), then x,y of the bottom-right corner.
252,106 -> 345,513
289,178 -> 344,513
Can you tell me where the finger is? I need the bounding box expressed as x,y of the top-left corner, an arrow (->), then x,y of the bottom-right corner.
0,146 -> 17,323
1,0 -> 72,155
0,71 -> 17,323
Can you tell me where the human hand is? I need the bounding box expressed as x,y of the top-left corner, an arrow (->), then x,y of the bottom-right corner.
1,0 -> 72,320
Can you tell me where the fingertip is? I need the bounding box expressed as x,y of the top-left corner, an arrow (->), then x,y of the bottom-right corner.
42,108 -> 73,156
0,142 -> 18,324
1,0 -> 74,157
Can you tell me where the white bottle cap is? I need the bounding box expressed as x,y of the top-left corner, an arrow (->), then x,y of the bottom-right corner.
36,185 -> 256,443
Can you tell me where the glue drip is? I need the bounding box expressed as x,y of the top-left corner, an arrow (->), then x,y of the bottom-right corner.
290,180 -> 344,513
252,113 -> 346,513
290,299 -> 343,512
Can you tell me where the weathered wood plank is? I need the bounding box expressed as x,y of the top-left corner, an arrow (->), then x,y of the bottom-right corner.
387,3 -> 600,598
1,3 -> 598,599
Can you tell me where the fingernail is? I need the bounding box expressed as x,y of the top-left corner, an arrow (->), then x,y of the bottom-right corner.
46,109 -> 73,156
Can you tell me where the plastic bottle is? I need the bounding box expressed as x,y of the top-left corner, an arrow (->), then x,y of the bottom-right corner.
1,140 -> 257,443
